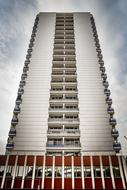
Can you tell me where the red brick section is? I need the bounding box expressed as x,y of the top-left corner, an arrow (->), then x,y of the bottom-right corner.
45,156 -> 53,166
111,155 -> 119,166
55,156 -> 62,166
85,178 -> 92,189
105,178 -> 113,189
0,155 -> 7,165
8,155 -> 16,165
0,155 -> 126,189
17,155 -> 25,166
24,178 -> 32,189
75,178 -> 82,189
64,179 -> 72,189
83,156 -> 90,166
93,156 -> 100,166
95,178 -> 102,189
54,178 -> 62,189
3,178 -> 12,189
36,156 -> 43,166
74,156 -> 81,166
13,178 -> 22,189
26,156 -> 34,166
34,178 -> 42,189
44,178 -> 52,189
64,156 -> 72,166
102,156 -> 109,166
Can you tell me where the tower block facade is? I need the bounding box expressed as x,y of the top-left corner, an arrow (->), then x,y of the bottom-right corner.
0,13 -> 126,189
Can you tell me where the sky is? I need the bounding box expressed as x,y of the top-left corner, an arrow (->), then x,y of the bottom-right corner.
0,0 -> 127,155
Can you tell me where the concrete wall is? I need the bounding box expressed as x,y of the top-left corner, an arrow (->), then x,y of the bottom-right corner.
74,13 -> 114,153
12,13 -> 56,154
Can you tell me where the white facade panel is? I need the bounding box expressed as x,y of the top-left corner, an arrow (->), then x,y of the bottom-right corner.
74,13 -> 114,153
12,13 -> 56,154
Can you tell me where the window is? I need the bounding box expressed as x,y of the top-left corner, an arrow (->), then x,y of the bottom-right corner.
84,167 -> 91,177
113,167 -> 121,178
93,167 -> 101,177
55,167 -> 62,177
64,166 -> 72,178
35,167 -> 43,177
0,166 -> 5,176
103,167 -> 111,177
25,166 -> 33,177
6,166 -> 15,177
45,166 -> 52,177
74,167 -> 81,178
15,166 -> 24,177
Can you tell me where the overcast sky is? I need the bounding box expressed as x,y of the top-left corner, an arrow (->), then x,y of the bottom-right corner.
0,0 -> 127,155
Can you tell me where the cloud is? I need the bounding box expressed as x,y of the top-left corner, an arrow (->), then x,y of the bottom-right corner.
0,0 -> 127,155
0,0 -> 38,153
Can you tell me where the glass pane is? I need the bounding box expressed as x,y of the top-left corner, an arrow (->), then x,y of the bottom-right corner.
94,167 -> 101,177
64,166 -> 72,178
113,167 -> 121,177
35,167 -> 43,177
15,166 -> 24,177
6,166 -> 15,177
55,167 -> 62,177
84,167 -> 91,177
0,166 -> 5,176
25,166 -> 33,177
103,167 -> 111,177
74,166 -> 81,178
45,166 -> 52,177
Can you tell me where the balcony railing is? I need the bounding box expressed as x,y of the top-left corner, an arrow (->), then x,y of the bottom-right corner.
46,143 -> 64,147
46,143 -> 81,148
47,129 -> 80,134
48,118 -> 79,121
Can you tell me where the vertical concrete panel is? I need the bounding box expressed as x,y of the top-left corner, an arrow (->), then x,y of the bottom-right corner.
13,13 -> 56,154
74,12 -> 114,152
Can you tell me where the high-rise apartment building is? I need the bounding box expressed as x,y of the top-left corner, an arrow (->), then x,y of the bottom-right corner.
0,12 -> 127,189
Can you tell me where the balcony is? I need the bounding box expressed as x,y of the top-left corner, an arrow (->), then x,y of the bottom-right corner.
21,73 -> 27,80
16,95 -> 22,105
99,60 -> 104,66
48,118 -> 79,124
11,115 -> 18,126
6,142 -> 14,149
96,48 -> 101,53
13,105 -> 20,114
51,79 -> 63,83
49,97 -> 78,103
113,142 -> 121,152
27,48 -> 32,53
47,129 -> 80,136
23,66 -> 29,72
111,129 -> 119,138
24,60 -> 30,66
98,54 -> 103,59
106,98 -> 112,105
101,73 -> 107,80
64,141 -> 81,147
103,81 -> 109,88
49,107 -> 79,113
107,107 -> 114,115
65,79 -> 77,83
46,143 -> 64,148
9,128 -> 16,137
19,81 -> 25,87
18,88 -> 24,95
104,89 -> 110,96
100,66 -> 105,72
52,71 -> 63,75
109,118 -> 117,126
